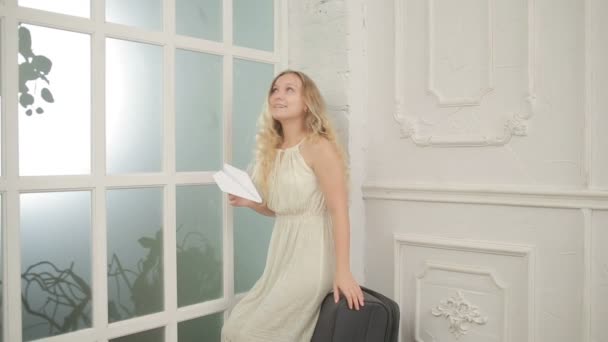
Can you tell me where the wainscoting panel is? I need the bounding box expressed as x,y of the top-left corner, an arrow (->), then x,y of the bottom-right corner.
395,234 -> 534,342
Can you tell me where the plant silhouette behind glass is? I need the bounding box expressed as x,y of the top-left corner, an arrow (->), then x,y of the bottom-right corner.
20,227 -> 221,341
18,25 -> 55,116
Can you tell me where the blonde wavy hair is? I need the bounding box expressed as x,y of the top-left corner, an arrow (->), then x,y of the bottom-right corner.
251,70 -> 348,200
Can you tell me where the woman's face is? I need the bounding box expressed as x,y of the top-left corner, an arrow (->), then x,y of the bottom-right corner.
269,73 -> 307,122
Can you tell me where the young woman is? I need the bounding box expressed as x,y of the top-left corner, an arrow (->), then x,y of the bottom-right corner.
221,70 -> 364,341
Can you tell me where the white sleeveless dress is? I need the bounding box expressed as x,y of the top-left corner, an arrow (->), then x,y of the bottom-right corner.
221,140 -> 335,342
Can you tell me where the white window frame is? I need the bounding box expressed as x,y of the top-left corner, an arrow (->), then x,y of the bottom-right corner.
0,0 -> 288,341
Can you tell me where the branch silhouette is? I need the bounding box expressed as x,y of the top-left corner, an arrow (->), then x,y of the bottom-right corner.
20,227 -> 222,340
21,261 -> 91,336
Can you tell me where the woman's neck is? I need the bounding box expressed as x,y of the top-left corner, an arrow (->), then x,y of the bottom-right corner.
280,119 -> 308,146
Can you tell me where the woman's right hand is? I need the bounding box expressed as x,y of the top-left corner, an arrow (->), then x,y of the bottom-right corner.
228,194 -> 254,208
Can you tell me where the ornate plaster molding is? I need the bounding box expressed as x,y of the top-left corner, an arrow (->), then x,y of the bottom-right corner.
431,290 -> 489,339
394,0 -> 537,146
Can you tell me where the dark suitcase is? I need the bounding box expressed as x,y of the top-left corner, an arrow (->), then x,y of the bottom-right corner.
311,286 -> 400,342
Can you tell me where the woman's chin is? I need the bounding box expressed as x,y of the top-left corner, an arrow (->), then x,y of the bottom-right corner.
274,109 -> 307,119
272,113 -> 297,122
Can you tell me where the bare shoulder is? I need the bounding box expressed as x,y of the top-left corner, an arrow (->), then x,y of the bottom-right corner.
300,136 -> 339,171
307,136 -> 335,154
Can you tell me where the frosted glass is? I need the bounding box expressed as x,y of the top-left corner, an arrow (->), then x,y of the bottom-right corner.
233,208 -> 273,293
106,39 -> 162,174
106,0 -> 162,30
20,192 -> 92,341
0,26 -> 3,177
233,0 -> 274,51
232,59 -> 274,169
178,313 -> 223,342
106,188 -> 163,322
232,59 -> 275,293
19,0 -> 90,18
111,327 -> 164,342
18,24 -> 91,176
176,185 -> 223,307
175,49 -> 222,172
176,0 -> 222,41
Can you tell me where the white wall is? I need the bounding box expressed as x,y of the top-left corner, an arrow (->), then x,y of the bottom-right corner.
591,0 -> 608,189
358,0 -> 608,341
590,1 -> 608,340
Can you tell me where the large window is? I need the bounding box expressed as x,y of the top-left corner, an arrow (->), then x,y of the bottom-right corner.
0,0 -> 285,341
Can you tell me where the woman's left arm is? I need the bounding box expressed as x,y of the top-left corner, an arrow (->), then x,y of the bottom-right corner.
307,138 -> 365,311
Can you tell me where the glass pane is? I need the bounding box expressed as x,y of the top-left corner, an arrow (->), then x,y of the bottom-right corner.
0,24 -> 3,176
232,59 -> 274,293
175,49 -> 222,172
233,0 -> 274,51
176,0 -> 222,41
110,327 -> 164,342
106,0 -> 162,31
20,192 -> 92,341
18,0 -> 90,18
18,24 -> 91,176
107,188 -> 163,322
106,39 -> 162,174
232,59 -> 273,169
176,186 -> 223,307
178,313 -> 223,342
233,208 -> 273,293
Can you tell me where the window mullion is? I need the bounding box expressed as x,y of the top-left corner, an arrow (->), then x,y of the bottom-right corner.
4,0 -> 24,341
163,0 -> 178,340
222,0 -> 234,322
91,0 -> 109,340
15,6 -> 95,33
